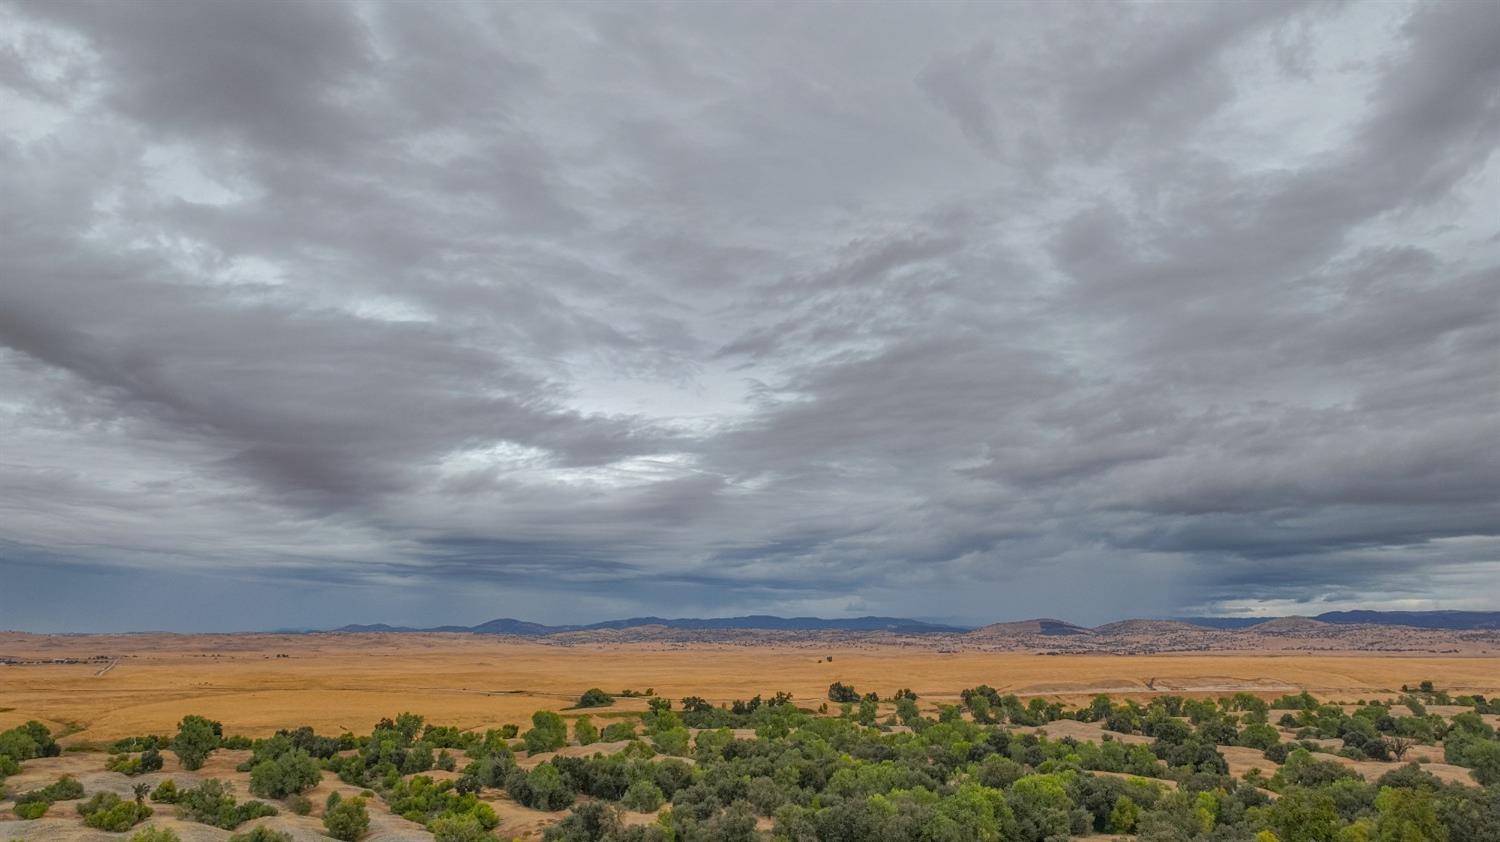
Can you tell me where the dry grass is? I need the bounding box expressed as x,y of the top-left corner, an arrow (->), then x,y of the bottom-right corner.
2,631 -> 1499,743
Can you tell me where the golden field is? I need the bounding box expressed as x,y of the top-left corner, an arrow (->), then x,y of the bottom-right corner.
3,631 -> 1499,744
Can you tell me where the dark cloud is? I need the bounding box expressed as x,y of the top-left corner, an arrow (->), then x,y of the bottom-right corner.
0,0 -> 1496,631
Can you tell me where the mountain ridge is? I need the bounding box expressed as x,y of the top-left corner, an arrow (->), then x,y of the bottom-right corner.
332,614 -> 968,635
327,609 -> 1500,637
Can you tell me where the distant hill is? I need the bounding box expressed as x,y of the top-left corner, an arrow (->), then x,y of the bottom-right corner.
966,618 -> 1092,638
1254,616 -> 1334,633
468,618 -> 557,635
333,615 -> 967,635
329,609 -> 1500,637
1092,619 -> 1207,636
1177,611 -> 1500,631
1312,610 -> 1500,630
1175,617 -> 1277,629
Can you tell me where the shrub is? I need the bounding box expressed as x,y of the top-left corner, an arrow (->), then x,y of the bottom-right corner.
249,748 -> 321,798
431,814 -> 491,842
77,792 -> 154,831
108,747 -> 165,776
285,793 -> 313,815
128,829 -> 183,842
227,827 -> 294,842
109,753 -> 144,775
13,773 -> 85,814
577,688 -> 615,708
828,682 -> 860,703
600,721 -> 637,742
322,793 -> 371,841
151,779 -> 179,803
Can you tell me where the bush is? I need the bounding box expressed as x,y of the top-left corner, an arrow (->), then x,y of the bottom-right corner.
431,813 -> 491,842
322,793 -> 370,841
151,779 -> 179,803
285,793 -> 312,815
77,792 -> 154,831
600,721 -> 637,742
227,827 -> 294,842
109,753 -> 144,775
128,829 -> 183,842
14,773 -> 86,814
578,688 -> 615,708
249,748 -> 321,798
828,682 -> 860,703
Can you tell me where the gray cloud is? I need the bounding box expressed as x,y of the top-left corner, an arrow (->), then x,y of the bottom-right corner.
0,0 -> 1496,631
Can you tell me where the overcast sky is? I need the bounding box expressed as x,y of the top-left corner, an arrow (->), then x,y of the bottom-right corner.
1,0 -> 1497,632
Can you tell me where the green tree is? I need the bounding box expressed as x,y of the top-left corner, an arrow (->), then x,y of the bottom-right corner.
1109,795 -> 1140,833
622,779 -> 665,812
171,715 -> 220,771
524,711 -> 569,754
1262,787 -> 1341,842
1374,786 -> 1447,842
542,802 -> 625,842
574,715 -> 598,746
248,748 -> 321,798
1462,740 -> 1500,785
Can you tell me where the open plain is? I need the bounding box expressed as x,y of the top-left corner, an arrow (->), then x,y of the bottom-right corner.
4,631 -> 1500,745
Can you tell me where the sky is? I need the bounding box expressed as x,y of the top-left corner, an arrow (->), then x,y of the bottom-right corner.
1,0 -> 1497,633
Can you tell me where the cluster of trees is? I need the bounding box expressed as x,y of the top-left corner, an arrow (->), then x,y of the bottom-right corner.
0,719 -> 60,796
677,692 -> 797,728
960,685 -> 1065,726
164,778 -> 279,829
107,746 -> 165,775
9,682 -> 1500,842
526,689 -> 1500,842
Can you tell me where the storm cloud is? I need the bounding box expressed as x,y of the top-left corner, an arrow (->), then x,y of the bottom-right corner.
1,0 -> 1496,631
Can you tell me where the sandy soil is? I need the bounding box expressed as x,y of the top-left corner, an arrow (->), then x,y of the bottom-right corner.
1009,719 -> 1153,745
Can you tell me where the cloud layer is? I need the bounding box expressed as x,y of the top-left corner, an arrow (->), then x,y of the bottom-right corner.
1,0 -> 1496,631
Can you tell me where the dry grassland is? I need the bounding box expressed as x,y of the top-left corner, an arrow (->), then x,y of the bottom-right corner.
3,632 -> 1499,744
